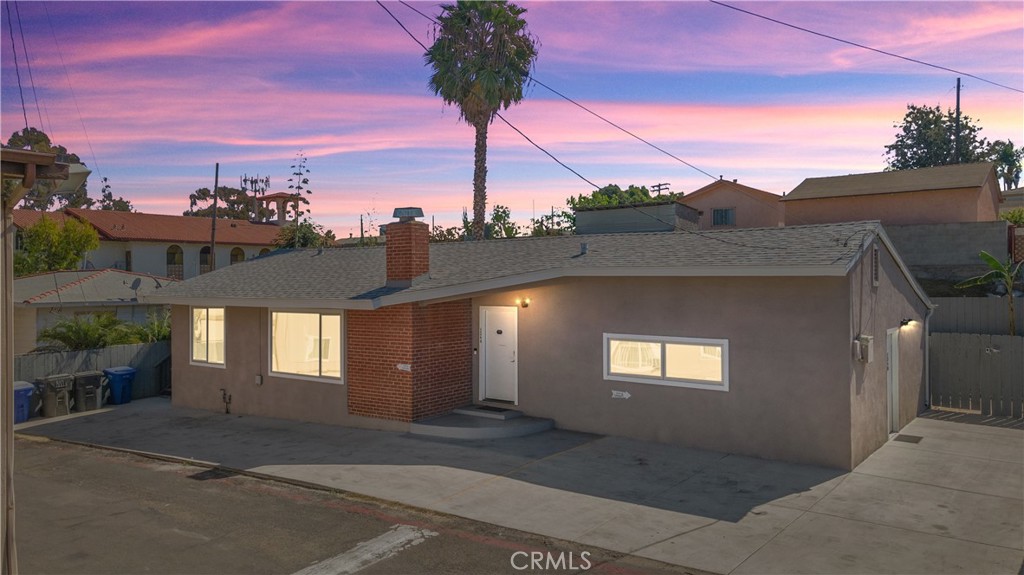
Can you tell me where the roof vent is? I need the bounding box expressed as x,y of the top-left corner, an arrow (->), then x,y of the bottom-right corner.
392,207 -> 424,222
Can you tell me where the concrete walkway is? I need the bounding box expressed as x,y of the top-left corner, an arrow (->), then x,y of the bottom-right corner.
16,398 -> 1024,575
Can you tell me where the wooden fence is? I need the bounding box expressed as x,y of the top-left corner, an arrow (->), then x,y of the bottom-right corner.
929,333 -> 1023,417
14,341 -> 171,399
930,297 -> 1024,336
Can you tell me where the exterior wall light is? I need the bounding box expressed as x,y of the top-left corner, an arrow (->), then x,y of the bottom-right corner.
515,297 -> 531,308
899,318 -> 913,327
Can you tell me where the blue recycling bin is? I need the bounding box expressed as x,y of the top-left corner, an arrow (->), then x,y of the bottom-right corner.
102,366 -> 137,405
13,381 -> 34,423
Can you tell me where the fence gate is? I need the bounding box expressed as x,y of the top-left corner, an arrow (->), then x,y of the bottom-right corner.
929,333 -> 1024,417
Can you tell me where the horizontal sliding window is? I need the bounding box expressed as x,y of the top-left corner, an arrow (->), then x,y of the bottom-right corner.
191,307 -> 225,365
604,334 -> 728,391
271,311 -> 342,380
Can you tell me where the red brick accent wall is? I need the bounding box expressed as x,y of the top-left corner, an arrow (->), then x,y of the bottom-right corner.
385,221 -> 429,282
412,300 -> 474,420
347,300 -> 472,422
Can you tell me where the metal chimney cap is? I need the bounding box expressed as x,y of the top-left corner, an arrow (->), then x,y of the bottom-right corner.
392,207 -> 424,222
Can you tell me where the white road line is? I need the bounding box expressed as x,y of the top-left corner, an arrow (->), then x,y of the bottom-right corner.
292,524 -> 439,575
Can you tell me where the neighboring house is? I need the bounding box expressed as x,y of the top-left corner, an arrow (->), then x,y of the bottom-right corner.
13,269 -> 176,355
574,200 -> 699,234
782,164 -> 1007,285
683,179 -> 783,230
1001,187 -> 1024,213
13,208 -> 282,280
148,210 -> 931,471
781,162 -> 1002,226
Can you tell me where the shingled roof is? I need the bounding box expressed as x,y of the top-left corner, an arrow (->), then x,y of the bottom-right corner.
781,163 -> 998,202
15,269 -> 177,307
146,221 -> 929,310
13,208 -> 282,246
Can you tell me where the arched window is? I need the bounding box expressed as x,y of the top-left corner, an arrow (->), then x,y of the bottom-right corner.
199,246 -> 212,274
166,245 -> 184,280
230,247 -> 245,265
258,248 -> 271,256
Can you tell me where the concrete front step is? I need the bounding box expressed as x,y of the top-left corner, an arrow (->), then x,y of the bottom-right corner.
409,412 -> 554,440
451,404 -> 523,420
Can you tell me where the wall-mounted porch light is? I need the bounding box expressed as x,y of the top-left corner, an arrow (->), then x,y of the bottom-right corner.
515,297 -> 531,308
899,318 -> 913,327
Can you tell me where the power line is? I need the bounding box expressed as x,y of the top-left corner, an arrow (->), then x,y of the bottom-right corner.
397,1 -> 719,182
377,2 -> 782,251
13,2 -> 45,131
709,0 -> 1023,94
5,1 -> 30,132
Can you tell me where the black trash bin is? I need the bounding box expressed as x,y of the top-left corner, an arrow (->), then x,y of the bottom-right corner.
35,374 -> 73,417
73,371 -> 104,411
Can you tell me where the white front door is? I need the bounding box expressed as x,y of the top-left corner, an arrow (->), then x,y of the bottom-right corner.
886,328 -> 900,433
480,306 -> 518,403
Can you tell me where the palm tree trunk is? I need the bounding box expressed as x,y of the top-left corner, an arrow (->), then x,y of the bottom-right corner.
472,120 -> 489,240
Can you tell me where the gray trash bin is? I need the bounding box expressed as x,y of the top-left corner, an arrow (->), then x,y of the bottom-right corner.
73,371 -> 105,411
36,374 -> 73,417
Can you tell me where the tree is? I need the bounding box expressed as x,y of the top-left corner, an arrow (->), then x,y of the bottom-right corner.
883,104 -> 990,171
488,204 -> 519,238
95,177 -> 134,211
36,314 -> 137,351
567,184 -> 675,211
273,220 -> 336,249
1000,208 -> 1024,227
287,150 -> 313,220
5,127 -> 92,209
989,140 -> 1023,191
185,185 -> 274,221
13,216 -> 100,276
955,251 -> 1024,336
425,0 -> 538,240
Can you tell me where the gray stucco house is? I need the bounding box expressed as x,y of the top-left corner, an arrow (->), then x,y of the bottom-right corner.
147,214 -> 932,470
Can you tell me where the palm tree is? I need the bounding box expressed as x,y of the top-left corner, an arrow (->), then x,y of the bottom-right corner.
956,251 -> 1024,335
425,0 -> 537,240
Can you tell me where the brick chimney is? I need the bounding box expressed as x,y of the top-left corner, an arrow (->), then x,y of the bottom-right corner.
386,207 -> 429,287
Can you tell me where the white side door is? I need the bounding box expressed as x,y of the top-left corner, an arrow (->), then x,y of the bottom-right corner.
480,306 -> 518,403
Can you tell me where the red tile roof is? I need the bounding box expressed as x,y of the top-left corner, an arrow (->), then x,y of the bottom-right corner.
12,209 -> 70,229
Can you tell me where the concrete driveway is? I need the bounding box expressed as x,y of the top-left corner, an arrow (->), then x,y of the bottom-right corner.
16,399 -> 1024,574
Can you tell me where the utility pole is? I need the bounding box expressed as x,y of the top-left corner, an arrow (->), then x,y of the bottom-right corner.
209,163 -> 219,273
954,78 -> 962,164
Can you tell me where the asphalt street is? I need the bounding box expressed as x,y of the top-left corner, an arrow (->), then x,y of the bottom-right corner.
13,436 -> 702,575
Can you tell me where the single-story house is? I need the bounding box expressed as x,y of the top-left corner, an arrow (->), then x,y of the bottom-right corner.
14,208 -> 283,280
14,268 -> 176,355
683,179 -> 783,229
574,199 -> 699,234
147,212 -> 932,470
781,162 -> 1002,226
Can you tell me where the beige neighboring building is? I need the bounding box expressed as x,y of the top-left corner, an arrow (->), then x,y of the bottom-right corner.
148,211 -> 931,471
14,208 -> 282,280
781,163 -> 1002,226
683,179 -> 783,229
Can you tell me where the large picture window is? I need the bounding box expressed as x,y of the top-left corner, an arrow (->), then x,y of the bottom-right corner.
271,311 -> 342,380
604,333 -> 728,391
191,307 -> 225,365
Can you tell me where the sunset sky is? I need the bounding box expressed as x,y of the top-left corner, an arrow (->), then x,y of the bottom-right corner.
2,1 -> 1022,238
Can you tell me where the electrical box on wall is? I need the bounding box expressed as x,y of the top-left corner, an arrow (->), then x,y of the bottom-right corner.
854,335 -> 874,363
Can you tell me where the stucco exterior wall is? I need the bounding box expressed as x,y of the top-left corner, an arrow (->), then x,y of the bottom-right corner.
783,187 -> 996,226
847,240 -> 929,467
13,307 -> 37,355
473,276 -> 855,469
684,188 -> 783,230
170,305 -> 407,431
83,240 -> 270,278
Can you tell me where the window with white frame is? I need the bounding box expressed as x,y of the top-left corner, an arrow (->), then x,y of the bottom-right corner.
271,311 -> 342,380
191,307 -> 225,365
604,333 -> 728,391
